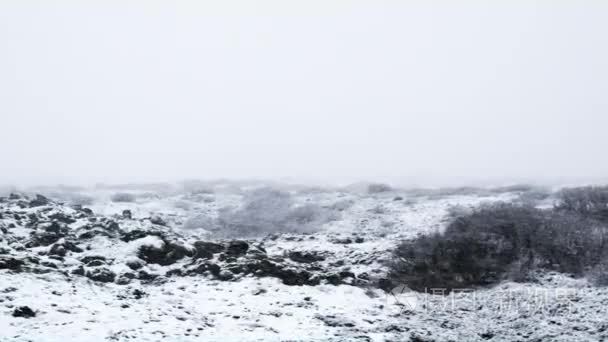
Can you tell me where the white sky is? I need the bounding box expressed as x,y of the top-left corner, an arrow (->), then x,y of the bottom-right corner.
1,1 -> 607,187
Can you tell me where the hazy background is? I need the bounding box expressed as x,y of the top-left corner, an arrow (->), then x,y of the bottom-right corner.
1,1 -> 607,187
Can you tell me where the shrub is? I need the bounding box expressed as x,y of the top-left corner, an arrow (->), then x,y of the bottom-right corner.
367,183 -> 393,194
110,192 -> 136,203
515,187 -> 552,205
215,187 -> 338,238
588,261 -> 608,287
533,212 -> 607,275
390,202 -> 608,292
555,186 -> 608,222
390,203 -> 544,291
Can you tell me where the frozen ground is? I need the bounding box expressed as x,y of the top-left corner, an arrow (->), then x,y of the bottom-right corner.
1,182 -> 607,341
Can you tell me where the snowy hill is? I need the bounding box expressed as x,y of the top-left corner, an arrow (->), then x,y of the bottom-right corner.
1,184 -> 606,341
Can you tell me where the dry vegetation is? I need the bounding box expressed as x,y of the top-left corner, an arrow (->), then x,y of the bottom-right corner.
390,186 -> 608,292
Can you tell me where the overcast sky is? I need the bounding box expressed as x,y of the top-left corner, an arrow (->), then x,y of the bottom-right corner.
1,1 -> 607,187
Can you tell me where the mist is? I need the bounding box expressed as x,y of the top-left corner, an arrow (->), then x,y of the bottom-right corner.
1,1 -> 607,188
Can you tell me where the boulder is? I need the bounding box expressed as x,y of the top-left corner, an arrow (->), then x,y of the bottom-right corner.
12,306 -> 36,318
226,240 -> 249,257
71,265 -> 85,276
187,261 -> 221,277
86,267 -> 116,283
48,213 -> 76,224
138,241 -> 193,266
137,270 -> 159,282
288,251 -> 325,263
80,256 -> 107,265
29,194 -> 49,207
193,241 -> 224,259
49,241 -> 83,257
150,215 -> 166,226
122,210 -> 132,219
0,257 -> 24,271
126,259 -> 144,270
120,230 -> 162,243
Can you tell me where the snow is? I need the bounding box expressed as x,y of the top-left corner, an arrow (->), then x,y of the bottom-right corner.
1,184 -> 606,341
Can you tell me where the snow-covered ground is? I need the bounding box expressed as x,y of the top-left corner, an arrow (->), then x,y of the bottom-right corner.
1,183 -> 606,341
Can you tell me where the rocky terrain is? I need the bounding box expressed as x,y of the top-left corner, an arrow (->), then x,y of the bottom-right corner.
1,183 -> 607,341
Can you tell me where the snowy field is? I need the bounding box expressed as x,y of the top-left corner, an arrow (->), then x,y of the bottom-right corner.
1,182 -> 607,341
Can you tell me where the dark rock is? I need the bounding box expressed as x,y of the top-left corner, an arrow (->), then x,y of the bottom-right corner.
150,215 -> 166,226
333,238 -> 353,244
9,193 -> 21,200
480,332 -> 495,340
23,256 -> 39,264
324,274 -> 343,285
27,213 -> 38,223
122,210 -> 132,219
31,267 -> 52,274
165,268 -> 184,277
137,270 -> 159,282
193,241 -> 224,259
247,247 -> 267,260
357,272 -> 370,280
64,241 -> 83,253
27,227 -> 67,248
378,278 -> 394,292
188,262 -> 221,277
12,306 -> 36,318
244,259 -> 319,286
78,229 -> 113,240
29,194 -> 50,207
138,240 -> 193,266
218,270 -> 235,281
44,222 -> 63,234
0,257 -> 24,270
120,230 -> 162,243
226,240 -> 249,257
354,237 -> 365,243
49,244 -> 67,257
133,289 -> 146,299
217,254 -> 237,263
41,261 -> 58,269
126,260 -> 144,270
122,272 -> 136,279
393,196 -> 404,201
71,266 -> 85,276
86,267 -> 116,283
25,233 -> 64,248
86,259 -> 106,267
315,314 -> 356,328
104,220 -> 121,232
48,213 -> 76,224
3,287 -> 18,293
81,208 -> 94,215
288,251 -> 325,263
339,271 -> 356,279
80,256 -> 107,265
115,274 -> 133,285
385,325 -> 407,333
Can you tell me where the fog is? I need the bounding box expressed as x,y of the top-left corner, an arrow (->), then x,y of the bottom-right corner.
1,1 -> 607,187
